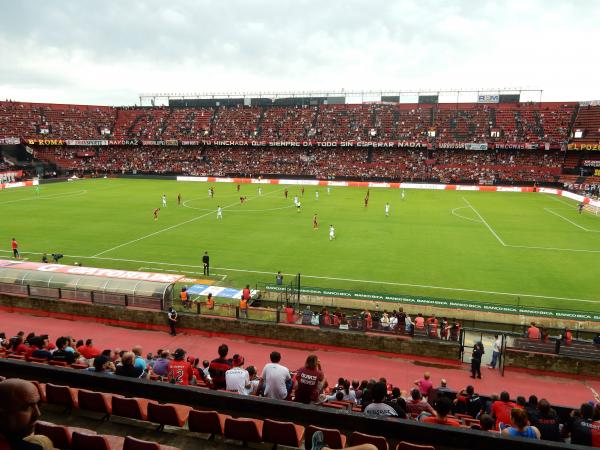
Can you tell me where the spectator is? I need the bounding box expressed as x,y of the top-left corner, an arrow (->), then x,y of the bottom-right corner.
500,408 -> 540,439
527,322 -> 541,340
152,350 -> 171,378
593,334 -> 600,346
455,385 -> 483,418
406,388 -> 435,416
245,366 -> 260,395
525,395 -> 538,422
294,354 -> 325,404
86,355 -> 115,374
115,352 -> 146,379
421,397 -> 461,427
167,348 -> 194,386
564,402 -> 600,446
51,337 -> 76,364
364,382 -> 398,417
414,372 -> 433,398
10,335 -> 28,354
131,345 -> 147,373
208,344 -> 232,390
492,391 -> 517,430
414,313 -> 425,330
0,379 -> 42,445
479,414 -> 496,432
260,351 -> 291,400
200,360 -> 212,384
531,399 -> 562,442
77,339 -> 101,361
29,337 -> 51,360
225,354 -> 250,394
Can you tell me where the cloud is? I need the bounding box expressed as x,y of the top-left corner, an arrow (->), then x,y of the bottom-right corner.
1,0 -> 599,104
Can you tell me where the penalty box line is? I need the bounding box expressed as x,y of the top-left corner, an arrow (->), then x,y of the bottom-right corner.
91,187 -> 285,258
462,197 -> 507,246
1,249 -> 598,305
544,208 -> 600,233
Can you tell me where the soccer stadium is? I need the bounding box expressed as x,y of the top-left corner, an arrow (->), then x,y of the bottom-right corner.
2,2 -> 600,450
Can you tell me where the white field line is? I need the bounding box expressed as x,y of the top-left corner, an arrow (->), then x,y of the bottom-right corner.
2,249 -> 599,304
544,208 -> 600,232
506,244 -> 600,254
0,190 -> 88,205
450,206 -> 482,223
462,197 -> 507,246
549,195 -> 600,218
91,187 -> 284,257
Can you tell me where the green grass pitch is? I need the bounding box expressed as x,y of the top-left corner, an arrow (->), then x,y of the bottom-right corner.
1,178 -> 599,312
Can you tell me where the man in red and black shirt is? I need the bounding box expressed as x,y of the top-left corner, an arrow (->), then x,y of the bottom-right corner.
11,238 -> 19,259
208,344 -> 232,390
565,403 -> 600,447
167,348 -> 194,386
491,391 -> 517,430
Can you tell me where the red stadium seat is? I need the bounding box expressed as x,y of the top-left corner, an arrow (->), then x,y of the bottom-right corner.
147,402 -> 191,431
71,432 -> 123,450
77,390 -> 112,420
305,425 -> 346,450
35,421 -> 72,449
111,396 -> 154,421
224,417 -> 264,446
123,436 -> 180,450
187,409 -> 230,439
348,432 -> 389,450
262,418 -> 305,448
45,384 -> 77,412
396,442 -> 436,450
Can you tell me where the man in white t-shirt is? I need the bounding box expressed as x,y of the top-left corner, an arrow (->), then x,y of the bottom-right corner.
364,382 -> 399,417
260,351 -> 291,400
225,354 -> 250,394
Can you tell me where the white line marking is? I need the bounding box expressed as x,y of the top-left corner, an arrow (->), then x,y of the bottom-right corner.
2,249 -> 598,304
91,187 -> 285,257
544,208 -> 600,232
462,197 -> 507,246
450,206 -> 482,223
0,190 -> 88,205
506,244 -> 600,254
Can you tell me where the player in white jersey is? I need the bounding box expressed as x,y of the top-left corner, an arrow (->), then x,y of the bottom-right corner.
294,195 -> 299,206
327,186 -> 331,195
385,203 -> 390,217
208,188 -> 212,197
217,206 -> 223,219
162,194 -> 167,207
296,201 -> 301,213
329,225 -> 335,241
315,191 -> 319,201
258,187 -> 262,196
401,189 -> 405,200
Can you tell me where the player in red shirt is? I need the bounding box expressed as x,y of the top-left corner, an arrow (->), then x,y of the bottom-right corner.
11,238 -> 19,259
153,208 -> 160,221
167,348 -> 194,386
312,214 -> 318,230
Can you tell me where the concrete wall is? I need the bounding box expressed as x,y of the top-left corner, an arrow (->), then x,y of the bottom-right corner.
0,294 -> 460,361
504,349 -> 600,377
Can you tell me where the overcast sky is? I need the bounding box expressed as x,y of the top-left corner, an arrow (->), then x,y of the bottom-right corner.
1,0 -> 599,106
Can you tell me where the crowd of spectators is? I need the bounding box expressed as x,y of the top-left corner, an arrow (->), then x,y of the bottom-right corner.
2,329 -> 600,446
33,145 -> 565,184
0,101 -> 579,145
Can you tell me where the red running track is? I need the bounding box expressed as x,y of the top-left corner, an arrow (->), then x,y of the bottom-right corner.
0,310 -> 596,408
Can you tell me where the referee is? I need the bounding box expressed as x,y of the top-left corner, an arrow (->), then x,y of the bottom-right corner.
202,251 -> 210,276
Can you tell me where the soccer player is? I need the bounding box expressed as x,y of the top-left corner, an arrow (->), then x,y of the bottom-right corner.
217,206 -> 223,219
162,194 -> 167,207
240,196 -> 247,204
293,195 -> 299,206
296,201 -> 301,213
237,184 -> 240,192
364,195 -> 369,207
579,202 -> 585,214
153,208 -> 160,221
313,214 -> 318,230
177,193 -> 181,205
11,238 -> 19,258
258,187 -> 262,196
315,191 -> 319,201
327,186 -> 331,195
301,187 -> 305,196
402,189 -> 406,200
329,225 -> 335,241
208,188 -> 212,197
385,202 -> 390,217
284,188 -> 288,199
